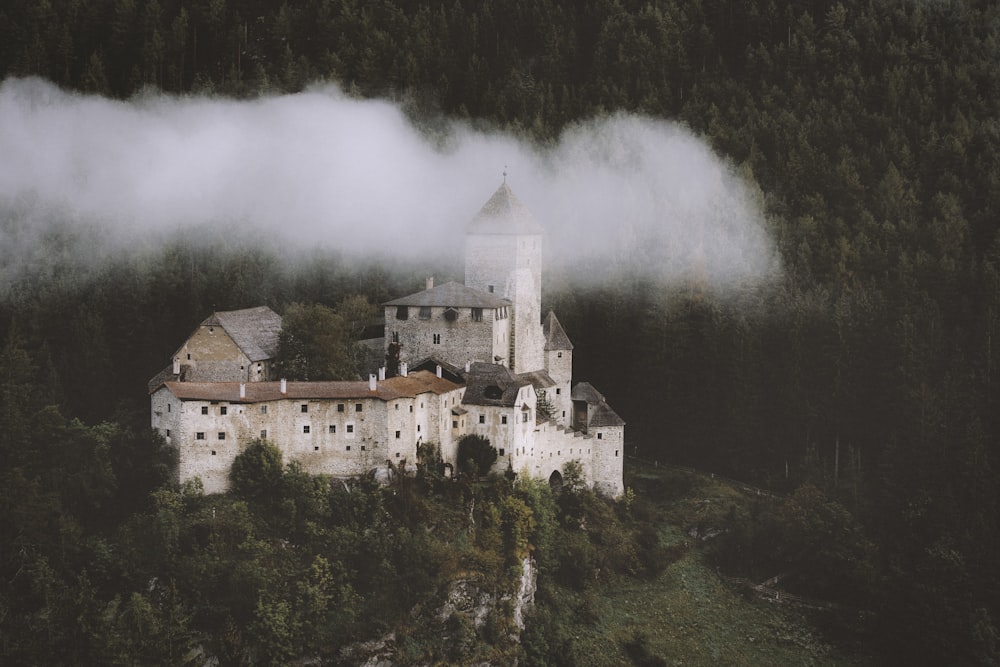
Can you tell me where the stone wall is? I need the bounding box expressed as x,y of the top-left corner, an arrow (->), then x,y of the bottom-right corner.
386,305 -> 508,369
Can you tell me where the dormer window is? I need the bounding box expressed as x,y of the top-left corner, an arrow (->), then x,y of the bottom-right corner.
396,306 -> 409,320
471,307 -> 483,322
444,307 -> 458,322
419,306 -> 432,320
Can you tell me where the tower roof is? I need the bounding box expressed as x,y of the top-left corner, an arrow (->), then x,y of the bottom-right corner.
543,311 -> 574,351
467,182 -> 544,235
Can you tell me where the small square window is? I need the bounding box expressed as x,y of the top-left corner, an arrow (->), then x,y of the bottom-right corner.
499,448 -> 505,456
557,352 -> 563,358
395,431 -> 401,439
346,424 -> 354,433
220,406 -> 227,415
479,415 -> 485,424
360,445 -> 366,451
355,403 -> 362,412
419,306 -> 432,319
471,307 -> 483,321
301,404 -> 308,413
555,388 -> 561,395
597,432 -> 603,440
165,429 -> 171,437
196,432 -> 205,440
260,405 -> 267,414
337,403 -> 345,412
452,420 -> 458,428
314,446 -> 319,451
346,445 -> 351,451
201,406 -> 208,415
395,452 -> 401,458
329,425 -> 336,434
488,285 -> 494,293
218,432 -> 226,440
211,450 -> 216,455
260,429 -> 267,438
501,415 -> 507,425
303,425 -> 310,434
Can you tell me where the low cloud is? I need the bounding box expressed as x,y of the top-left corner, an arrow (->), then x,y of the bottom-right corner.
0,77 -> 778,287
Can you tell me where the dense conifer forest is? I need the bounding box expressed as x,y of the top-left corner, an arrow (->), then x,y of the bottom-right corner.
2,0 -> 999,664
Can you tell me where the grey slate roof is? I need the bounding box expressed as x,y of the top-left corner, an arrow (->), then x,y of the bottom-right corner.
542,311 -> 574,351
588,401 -> 626,427
383,281 -> 510,308
467,183 -> 544,235
517,369 -> 556,391
201,306 -> 282,362
571,382 -> 607,405
571,381 -> 625,428
461,362 -> 532,407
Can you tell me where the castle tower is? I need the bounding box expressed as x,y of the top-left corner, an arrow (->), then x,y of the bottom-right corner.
465,183 -> 544,372
542,311 -> 573,424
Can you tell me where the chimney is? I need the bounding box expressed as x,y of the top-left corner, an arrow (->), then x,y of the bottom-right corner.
280,378 -> 287,394
400,362 -> 408,377
378,366 -> 386,381
172,357 -> 180,374
436,365 -> 442,378
239,383 -> 246,399
426,276 -> 434,290
369,374 -> 377,392
464,361 -> 471,373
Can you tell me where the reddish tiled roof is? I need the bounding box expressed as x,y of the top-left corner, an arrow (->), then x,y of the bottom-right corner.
159,370 -> 460,403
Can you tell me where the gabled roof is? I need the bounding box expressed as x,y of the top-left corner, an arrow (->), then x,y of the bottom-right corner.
467,183 -> 544,235
462,362 -> 532,407
197,306 -> 283,362
383,281 -> 511,309
156,370 -> 460,402
517,369 -> 556,391
409,357 -> 466,384
542,311 -> 574,351
588,401 -> 626,427
571,382 -> 606,405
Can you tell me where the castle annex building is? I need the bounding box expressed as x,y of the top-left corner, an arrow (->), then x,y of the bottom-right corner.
150,183 -> 624,496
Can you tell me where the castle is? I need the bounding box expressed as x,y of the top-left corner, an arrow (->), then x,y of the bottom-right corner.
149,183 -> 624,495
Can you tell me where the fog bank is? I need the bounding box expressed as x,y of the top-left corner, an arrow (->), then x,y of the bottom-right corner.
0,78 -> 778,287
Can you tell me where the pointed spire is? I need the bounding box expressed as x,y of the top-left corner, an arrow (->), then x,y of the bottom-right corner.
468,182 -> 544,235
543,311 -> 574,351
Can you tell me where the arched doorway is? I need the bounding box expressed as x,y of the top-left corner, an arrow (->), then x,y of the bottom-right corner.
548,470 -> 563,493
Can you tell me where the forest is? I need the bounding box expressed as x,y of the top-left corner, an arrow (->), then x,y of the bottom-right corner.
2,0 -> 999,664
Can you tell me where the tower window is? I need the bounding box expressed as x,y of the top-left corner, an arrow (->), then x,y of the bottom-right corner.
471,308 -> 483,322
303,425 -> 310,434
355,403 -> 363,412
196,432 -> 205,440
218,432 -> 226,440
201,406 -> 208,415
488,285 -> 494,293
396,306 -> 409,320
337,403 -> 345,412
433,333 -> 441,344
419,306 -> 431,319
479,415 -> 485,424
329,425 -> 336,433
301,404 -> 308,413
220,406 -> 228,415
501,415 -> 508,425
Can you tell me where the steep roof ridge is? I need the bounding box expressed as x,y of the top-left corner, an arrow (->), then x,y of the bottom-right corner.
542,311 -> 574,351
467,182 -> 544,235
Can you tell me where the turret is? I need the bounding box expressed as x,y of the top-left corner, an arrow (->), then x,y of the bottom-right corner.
464,182 -> 544,372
